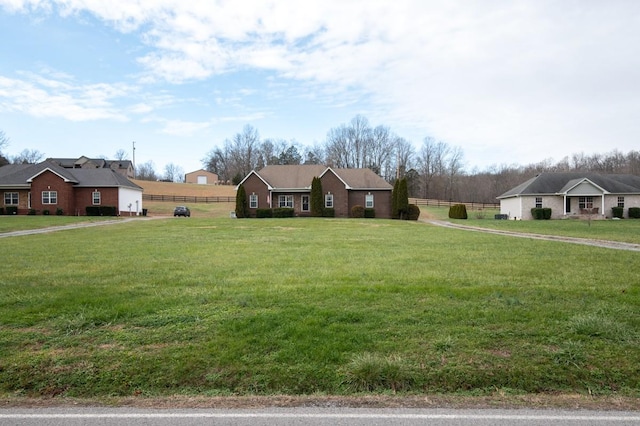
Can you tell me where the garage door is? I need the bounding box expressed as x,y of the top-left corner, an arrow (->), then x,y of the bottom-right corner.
197,175 -> 207,184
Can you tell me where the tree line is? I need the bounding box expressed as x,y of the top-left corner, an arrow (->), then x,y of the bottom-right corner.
3,123 -> 639,204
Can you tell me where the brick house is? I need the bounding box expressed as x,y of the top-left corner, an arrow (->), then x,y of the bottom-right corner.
47,156 -> 135,178
238,165 -> 393,218
1,160 -> 143,216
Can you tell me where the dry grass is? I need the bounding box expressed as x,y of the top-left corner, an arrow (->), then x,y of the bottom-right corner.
133,179 -> 236,197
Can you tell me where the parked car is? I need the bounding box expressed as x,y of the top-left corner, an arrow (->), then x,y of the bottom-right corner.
173,206 -> 191,217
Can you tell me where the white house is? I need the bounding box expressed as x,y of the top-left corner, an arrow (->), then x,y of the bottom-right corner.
497,172 -> 640,220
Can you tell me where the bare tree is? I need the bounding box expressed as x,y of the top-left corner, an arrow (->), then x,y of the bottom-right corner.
114,149 -> 129,160
164,163 -> 184,182
0,130 -> 9,166
135,161 -> 158,181
11,149 -> 45,164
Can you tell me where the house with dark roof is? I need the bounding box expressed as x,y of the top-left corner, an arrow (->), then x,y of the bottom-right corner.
238,165 -> 393,218
47,156 -> 135,178
497,172 -> 640,220
1,160 -> 143,216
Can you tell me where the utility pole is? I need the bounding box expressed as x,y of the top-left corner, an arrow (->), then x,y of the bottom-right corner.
132,141 -> 136,179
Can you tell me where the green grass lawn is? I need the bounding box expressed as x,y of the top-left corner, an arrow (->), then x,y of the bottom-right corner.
423,207 -> 640,244
0,216 -> 638,399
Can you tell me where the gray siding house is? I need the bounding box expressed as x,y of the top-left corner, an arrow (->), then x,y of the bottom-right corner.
497,172 -> 640,220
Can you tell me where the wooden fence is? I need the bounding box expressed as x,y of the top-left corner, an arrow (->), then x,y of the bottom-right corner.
143,194 -> 235,203
409,198 -> 499,210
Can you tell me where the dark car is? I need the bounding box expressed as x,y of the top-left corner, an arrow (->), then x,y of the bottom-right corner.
173,206 -> 191,217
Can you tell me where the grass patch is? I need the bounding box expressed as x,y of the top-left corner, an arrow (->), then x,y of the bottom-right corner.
0,217 -> 638,398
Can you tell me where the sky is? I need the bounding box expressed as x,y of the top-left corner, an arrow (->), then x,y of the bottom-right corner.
1,0 -> 639,176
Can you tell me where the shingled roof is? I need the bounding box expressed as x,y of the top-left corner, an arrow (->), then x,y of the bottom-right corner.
244,165 -> 392,190
498,172 -> 640,198
0,161 -> 142,190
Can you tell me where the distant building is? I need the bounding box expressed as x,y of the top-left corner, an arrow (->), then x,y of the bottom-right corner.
47,156 -> 134,179
185,169 -> 219,185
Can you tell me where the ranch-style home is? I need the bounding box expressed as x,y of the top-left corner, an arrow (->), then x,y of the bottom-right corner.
497,172 -> 640,220
238,165 -> 393,218
0,160 -> 143,216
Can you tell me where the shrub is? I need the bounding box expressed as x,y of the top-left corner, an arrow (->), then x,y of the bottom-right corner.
407,204 -> 420,220
86,206 -> 117,216
364,208 -> 376,218
448,204 -> 467,219
0,207 -> 3,215
273,208 -> 294,218
310,177 -> 324,217
28,209 -> 37,215
256,208 -> 273,218
56,208 -> 64,216
611,206 -> 624,219
351,205 -> 365,218
629,207 -> 640,219
323,208 -> 335,217
530,208 -> 551,220
42,209 -> 50,215
6,206 -> 17,215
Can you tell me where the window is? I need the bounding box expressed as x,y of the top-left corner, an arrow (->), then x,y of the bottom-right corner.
365,194 -> 374,208
92,191 -> 101,205
249,194 -> 258,209
278,195 -> 293,208
301,195 -> 310,212
325,193 -> 333,208
42,191 -> 57,205
578,196 -> 593,209
535,197 -> 542,209
618,196 -> 625,208
4,192 -> 18,205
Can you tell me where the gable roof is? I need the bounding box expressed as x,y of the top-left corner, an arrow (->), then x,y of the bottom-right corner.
239,165 -> 392,191
498,172 -> 640,199
0,161 -> 142,190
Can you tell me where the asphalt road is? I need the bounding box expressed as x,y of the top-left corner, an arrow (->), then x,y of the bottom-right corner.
1,408 -> 639,426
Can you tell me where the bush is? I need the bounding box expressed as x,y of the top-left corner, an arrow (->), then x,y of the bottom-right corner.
612,206 -> 624,219
351,205 -> 365,218
364,208 -> 376,218
42,209 -> 50,215
0,207 -> 3,215
407,204 -> 420,221
448,204 -> 467,219
56,208 -> 64,216
629,207 -> 640,219
323,208 -> 335,217
256,208 -> 273,218
28,209 -> 37,215
86,206 -> 117,216
273,208 -> 294,218
5,206 -> 17,215
530,208 -> 552,220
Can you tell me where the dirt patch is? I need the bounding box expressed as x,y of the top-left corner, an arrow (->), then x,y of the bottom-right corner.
1,394 -> 638,410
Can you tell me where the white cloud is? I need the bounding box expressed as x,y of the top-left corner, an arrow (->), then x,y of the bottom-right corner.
2,0 -> 640,168
0,73 -> 132,121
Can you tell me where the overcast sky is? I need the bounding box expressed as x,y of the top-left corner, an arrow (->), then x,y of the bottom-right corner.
1,0 -> 639,175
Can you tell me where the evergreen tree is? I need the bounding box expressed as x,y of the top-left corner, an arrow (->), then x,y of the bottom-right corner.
235,184 -> 249,218
310,176 -> 324,217
397,177 -> 409,220
391,179 -> 400,219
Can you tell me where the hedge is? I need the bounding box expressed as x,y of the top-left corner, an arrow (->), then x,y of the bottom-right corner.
351,205 -> 365,218
448,204 -> 468,219
530,208 -> 551,220
256,208 -> 273,218
5,206 -> 17,215
273,208 -> 294,218
86,206 -> 118,216
323,208 -> 335,217
629,207 -> 640,219
407,204 -> 420,221
612,206 -> 624,219
364,208 -> 376,218
0,207 -> 3,215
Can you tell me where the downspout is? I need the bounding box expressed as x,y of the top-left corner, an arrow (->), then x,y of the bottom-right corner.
601,193 -> 605,217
